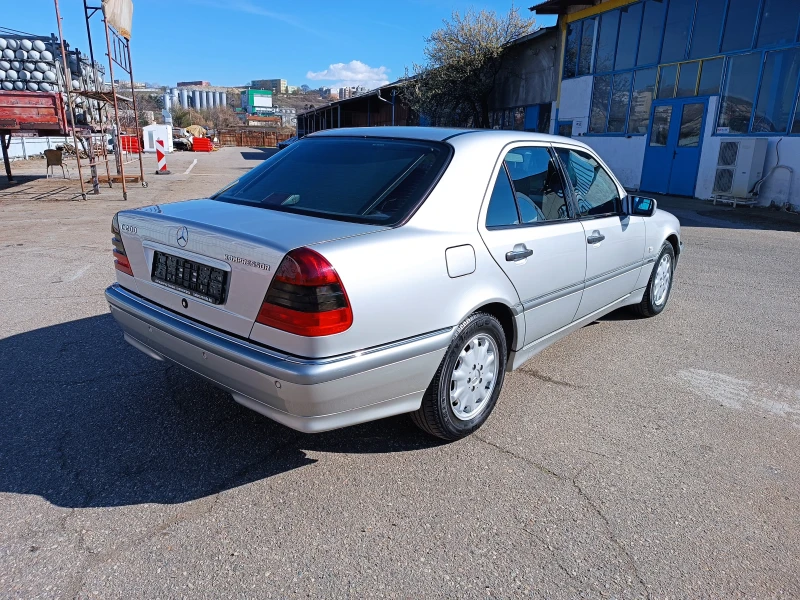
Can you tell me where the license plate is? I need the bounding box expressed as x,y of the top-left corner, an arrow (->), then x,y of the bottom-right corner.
151,250 -> 227,305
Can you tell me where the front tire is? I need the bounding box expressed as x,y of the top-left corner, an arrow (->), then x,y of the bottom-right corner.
411,312 -> 507,440
633,242 -> 675,317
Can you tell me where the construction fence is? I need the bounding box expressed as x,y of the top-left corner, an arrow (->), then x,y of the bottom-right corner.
217,129 -> 294,148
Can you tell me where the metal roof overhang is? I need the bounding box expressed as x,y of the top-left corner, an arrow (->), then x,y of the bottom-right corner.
529,0 -> 595,15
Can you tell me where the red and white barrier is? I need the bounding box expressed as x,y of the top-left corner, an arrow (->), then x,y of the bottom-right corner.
155,138 -> 171,175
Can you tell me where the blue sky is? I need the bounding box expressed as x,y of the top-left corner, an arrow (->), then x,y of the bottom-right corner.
4,0 -> 556,89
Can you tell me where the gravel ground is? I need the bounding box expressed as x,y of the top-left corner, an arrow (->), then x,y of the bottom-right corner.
1,147 -> 799,599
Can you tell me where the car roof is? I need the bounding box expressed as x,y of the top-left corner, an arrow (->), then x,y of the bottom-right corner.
308,126 -> 567,142
308,126 -> 585,147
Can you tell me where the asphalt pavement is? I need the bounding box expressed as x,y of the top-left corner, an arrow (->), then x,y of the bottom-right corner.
1,148 -> 798,599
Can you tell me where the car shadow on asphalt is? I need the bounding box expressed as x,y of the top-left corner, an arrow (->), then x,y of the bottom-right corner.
0,314 -> 443,509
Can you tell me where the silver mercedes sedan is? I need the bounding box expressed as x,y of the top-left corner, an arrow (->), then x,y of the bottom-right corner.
106,127 -> 682,440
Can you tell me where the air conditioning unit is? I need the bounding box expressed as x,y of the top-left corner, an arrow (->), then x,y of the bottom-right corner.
713,138 -> 768,199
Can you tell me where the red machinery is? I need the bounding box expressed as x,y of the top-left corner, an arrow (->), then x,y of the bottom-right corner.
0,91 -> 68,183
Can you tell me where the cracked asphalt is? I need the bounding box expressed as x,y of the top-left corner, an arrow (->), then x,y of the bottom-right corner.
1,148 -> 799,599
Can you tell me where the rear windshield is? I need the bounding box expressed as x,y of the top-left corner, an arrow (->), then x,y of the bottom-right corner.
213,137 -> 451,226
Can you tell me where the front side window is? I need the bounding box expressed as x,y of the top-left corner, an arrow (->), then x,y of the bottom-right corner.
555,148 -> 621,217
214,138 -> 450,226
504,147 -> 570,222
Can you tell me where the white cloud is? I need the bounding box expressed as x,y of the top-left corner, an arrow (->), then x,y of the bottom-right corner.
306,60 -> 390,90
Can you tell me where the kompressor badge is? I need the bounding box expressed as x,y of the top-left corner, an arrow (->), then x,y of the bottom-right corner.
225,255 -> 271,271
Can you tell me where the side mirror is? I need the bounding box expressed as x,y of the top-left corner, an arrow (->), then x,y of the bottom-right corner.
629,195 -> 657,217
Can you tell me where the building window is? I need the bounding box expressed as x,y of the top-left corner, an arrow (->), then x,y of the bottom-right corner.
689,0 -> 726,59
578,18 -> 597,75
752,48 -> 800,133
538,104 -> 552,133
628,68 -> 657,133
720,0 -> 761,53
757,0 -> 800,48
564,21 -> 580,78
595,10 -> 620,73
660,0 -> 695,63
657,63 -> 679,99
717,52 -> 762,133
608,72 -> 633,132
676,61 -> 700,97
615,3 -> 644,70
651,105 -> 673,145
637,0 -> 667,66
558,121 -> 574,137
589,75 -> 612,133
698,58 -> 724,95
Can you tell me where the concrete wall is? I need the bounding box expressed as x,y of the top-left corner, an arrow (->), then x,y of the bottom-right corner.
6,136 -> 71,159
582,136 -> 648,190
696,97 -> 799,207
490,29 -> 560,109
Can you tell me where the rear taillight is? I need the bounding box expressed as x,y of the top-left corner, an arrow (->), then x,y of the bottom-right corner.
111,212 -> 134,276
256,247 -> 353,337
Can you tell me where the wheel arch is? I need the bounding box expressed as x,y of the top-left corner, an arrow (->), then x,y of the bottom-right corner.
469,301 -> 519,356
666,233 -> 680,259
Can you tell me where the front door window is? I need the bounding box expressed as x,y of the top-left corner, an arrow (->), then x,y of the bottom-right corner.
650,106 -> 673,146
677,103 -> 704,147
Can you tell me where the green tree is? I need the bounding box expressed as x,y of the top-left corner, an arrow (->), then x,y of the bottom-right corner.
403,6 -> 536,128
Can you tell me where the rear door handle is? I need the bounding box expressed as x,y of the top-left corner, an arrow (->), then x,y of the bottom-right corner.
586,232 -> 605,244
506,246 -> 533,261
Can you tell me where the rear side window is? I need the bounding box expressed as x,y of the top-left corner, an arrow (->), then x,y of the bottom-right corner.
555,148 -> 621,217
214,138 -> 451,225
486,168 -> 520,227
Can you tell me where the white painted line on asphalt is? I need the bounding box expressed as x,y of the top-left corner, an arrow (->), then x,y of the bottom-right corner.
65,265 -> 91,282
184,159 -> 198,175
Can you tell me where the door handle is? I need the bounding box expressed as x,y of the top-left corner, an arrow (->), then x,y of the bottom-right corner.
586,232 -> 605,244
505,246 -> 533,261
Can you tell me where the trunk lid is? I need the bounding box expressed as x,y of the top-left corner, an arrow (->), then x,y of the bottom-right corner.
115,199 -> 386,338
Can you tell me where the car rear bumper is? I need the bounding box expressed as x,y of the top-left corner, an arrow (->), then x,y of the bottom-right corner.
105,284 -> 450,433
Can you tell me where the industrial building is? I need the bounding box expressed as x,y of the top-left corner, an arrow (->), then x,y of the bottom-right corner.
298,82 -> 410,135
251,79 -> 288,94
532,0 -> 800,207
162,86 -> 230,111
241,89 -> 273,114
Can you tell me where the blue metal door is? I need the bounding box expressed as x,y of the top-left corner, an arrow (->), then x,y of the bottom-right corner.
641,98 -> 707,197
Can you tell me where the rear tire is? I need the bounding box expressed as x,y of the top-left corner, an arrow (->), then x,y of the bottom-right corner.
411,312 -> 507,440
633,242 -> 675,317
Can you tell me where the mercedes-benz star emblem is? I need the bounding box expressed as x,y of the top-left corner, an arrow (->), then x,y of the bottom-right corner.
177,226 -> 189,247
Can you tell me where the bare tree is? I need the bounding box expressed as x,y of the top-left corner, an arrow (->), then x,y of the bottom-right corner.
403,6 -> 536,128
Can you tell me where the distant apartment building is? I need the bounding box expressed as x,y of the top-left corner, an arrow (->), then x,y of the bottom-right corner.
338,86 -> 368,100
251,79 -> 288,94
177,80 -> 210,87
